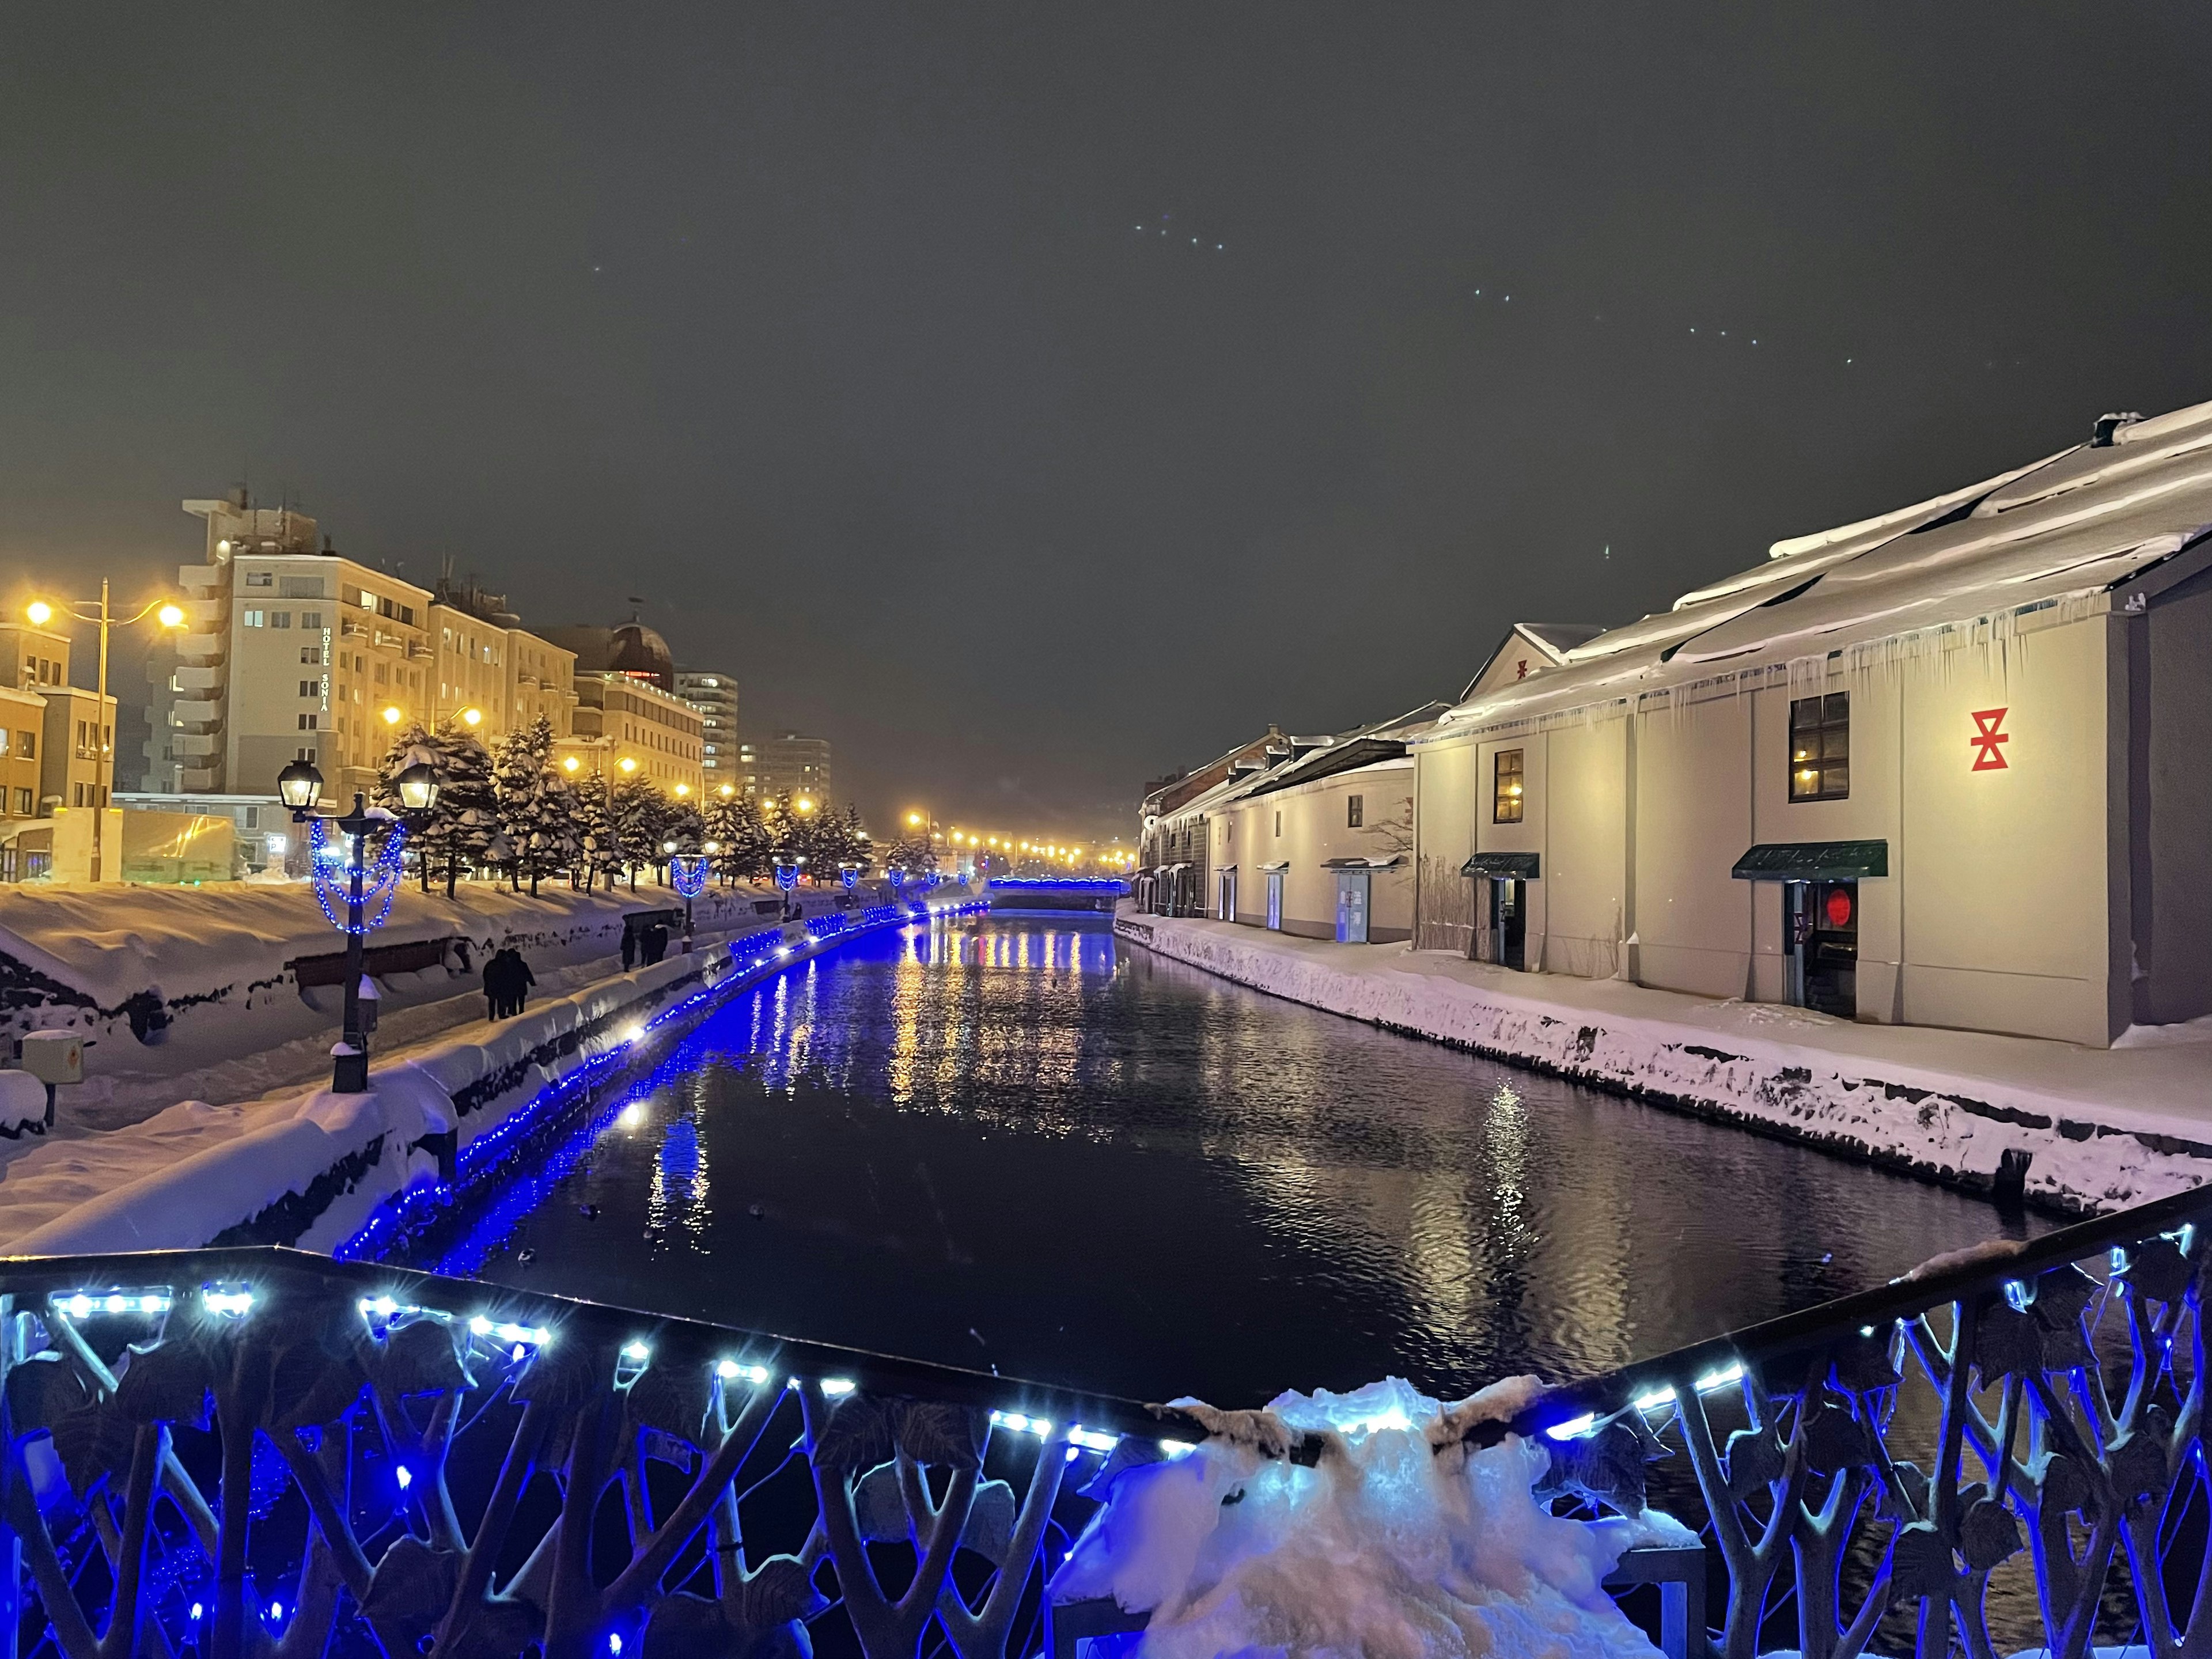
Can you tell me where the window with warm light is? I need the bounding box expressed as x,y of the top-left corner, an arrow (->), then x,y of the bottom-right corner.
1789,693 -> 1850,802
1493,749 -> 1524,824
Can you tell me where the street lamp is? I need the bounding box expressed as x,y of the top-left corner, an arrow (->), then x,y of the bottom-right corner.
25,585 -> 186,881
284,759 -> 441,1092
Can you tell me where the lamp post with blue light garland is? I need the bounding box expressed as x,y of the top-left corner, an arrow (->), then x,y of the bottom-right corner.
279,757 -> 441,1093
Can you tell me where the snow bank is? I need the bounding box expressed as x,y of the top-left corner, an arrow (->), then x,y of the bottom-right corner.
1119,914 -> 2212,1215
0,905 -> 946,1256
1052,1378 -> 1669,1659
0,878 -> 789,1067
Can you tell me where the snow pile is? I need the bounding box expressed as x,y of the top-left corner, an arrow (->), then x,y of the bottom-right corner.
1119,912 -> 2212,1215
1052,1378 -> 1669,1659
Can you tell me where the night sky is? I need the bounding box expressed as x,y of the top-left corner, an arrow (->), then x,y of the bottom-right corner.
4,5 -> 2210,836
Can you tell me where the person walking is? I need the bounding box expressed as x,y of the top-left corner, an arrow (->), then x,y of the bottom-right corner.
620,924 -> 638,972
506,948 -> 536,1015
482,952 -> 506,1021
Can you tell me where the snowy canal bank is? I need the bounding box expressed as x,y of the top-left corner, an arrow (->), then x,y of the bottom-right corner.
1116,910 -> 2212,1215
0,903 -> 952,1255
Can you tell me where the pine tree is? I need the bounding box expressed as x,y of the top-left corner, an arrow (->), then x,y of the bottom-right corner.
607,776 -> 662,890
490,718 -> 563,896
705,790 -> 771,885
377,717 -> 497,897
569,772 -> 619,891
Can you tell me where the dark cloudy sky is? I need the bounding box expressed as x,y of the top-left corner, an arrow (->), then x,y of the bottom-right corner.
4,5 -> 2209,836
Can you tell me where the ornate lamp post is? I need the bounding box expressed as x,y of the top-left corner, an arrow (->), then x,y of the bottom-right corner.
670,851 -> 710,943
281,758 -> 440,1093
25,588 -> 185,882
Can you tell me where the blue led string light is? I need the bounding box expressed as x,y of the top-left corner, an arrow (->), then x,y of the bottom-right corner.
308,816 -> 409,934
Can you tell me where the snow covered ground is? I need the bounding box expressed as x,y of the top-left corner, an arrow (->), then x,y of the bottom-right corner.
1117,910 -> 2212,1215
0,901 -> 951,1255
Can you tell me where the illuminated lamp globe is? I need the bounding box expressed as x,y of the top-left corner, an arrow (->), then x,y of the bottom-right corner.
674,783 -> 690,797
276,759 -> 324,813
157,603 -> 186,628
460,707 -> 483,728
393,763 -> 442,814
563,756 -> 581,773
718,783 -> 734,797
662,840 -> 678,855
619,757 -> 638,774
703,840 -> 720,854
381,706 -> 403,725
24,601 -> 52,627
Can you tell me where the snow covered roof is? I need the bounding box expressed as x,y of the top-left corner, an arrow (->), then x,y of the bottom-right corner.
1460,623 -> 1608,701
1429,396 -> 2212,737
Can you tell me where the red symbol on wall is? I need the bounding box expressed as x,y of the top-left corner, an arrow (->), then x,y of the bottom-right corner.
1969,708 -> 2010,771
1515,658 -> 1529,679
1824,888 -> 1854,928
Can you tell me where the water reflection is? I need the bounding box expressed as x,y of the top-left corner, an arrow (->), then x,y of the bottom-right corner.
437,915 -> 2048,1406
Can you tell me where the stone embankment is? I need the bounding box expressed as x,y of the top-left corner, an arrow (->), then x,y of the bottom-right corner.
1,899 -> 968,1257
1116,910 -> 2212,1215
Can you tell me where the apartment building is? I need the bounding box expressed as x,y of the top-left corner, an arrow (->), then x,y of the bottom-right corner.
675,670 -> 738,787
0,620 -> 120,881
758,730 -> 831,805
146,494 -> 578,804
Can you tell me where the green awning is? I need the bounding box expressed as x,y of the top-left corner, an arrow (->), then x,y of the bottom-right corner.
1461,851 -> 1540,880
1730,840 -> 1889,881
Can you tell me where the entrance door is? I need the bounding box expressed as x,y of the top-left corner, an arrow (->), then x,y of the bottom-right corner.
1786,880 -> 1858,1017
1487,879 -> 1527,971
1266,872 -> 1284,931
1335,871 -> 1370,944
1217,871 -> 1236,922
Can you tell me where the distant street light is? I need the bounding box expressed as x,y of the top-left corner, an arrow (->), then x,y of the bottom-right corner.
25,583 -> 187,882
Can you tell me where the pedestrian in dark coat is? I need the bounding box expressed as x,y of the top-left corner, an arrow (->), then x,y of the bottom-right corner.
620,926 -> 638,971
482,953 -> 505,1021
506,948 -> 536,1014
642,925 -> 668,966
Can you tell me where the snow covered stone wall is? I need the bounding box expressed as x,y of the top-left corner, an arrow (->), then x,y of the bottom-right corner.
0,878 -> 782,1063
0,906 -> 944,1257
1118,913 -> 2212,1215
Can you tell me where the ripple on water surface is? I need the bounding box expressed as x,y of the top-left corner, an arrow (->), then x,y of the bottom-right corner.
421,915 -> 2046,1406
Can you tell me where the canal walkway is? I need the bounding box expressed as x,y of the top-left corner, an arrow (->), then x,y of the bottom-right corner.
1116,908 -> 2212,1214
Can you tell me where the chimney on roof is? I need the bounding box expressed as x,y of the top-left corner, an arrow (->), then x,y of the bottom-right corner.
2092,411 -> 2143,447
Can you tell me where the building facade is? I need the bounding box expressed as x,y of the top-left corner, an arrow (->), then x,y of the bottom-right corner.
147,495 -> 578,805
1408,397 -> 2212,1048
0,621 -> 119,881
757,730 -> 831,805
675,671 -> 739,788
545,622 -> 705,798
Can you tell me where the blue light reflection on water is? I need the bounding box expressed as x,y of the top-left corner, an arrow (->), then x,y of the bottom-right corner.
414,915 -> 2045,1406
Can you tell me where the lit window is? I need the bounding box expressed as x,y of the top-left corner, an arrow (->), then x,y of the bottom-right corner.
1789,694 -> 1850,802
1493,749 -> 1524,824
243,609 -> 265,628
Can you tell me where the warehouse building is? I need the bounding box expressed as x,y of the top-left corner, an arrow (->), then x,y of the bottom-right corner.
1411,397 -> 2212,1047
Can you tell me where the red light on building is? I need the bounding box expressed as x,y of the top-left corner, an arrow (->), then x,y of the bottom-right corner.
1824,887 -> 1854,929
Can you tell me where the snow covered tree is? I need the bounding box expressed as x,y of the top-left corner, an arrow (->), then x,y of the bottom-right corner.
606,775 -> 662,889
568,772 -> 620,891
490,717 -> 565,895
377,717 -> 496,897
704,790 -> 771,885
880,834 -> 938,880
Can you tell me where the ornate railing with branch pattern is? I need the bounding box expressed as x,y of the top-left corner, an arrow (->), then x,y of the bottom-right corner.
3,1176 -> 2210,1659
1480,1178 -> 2212,1659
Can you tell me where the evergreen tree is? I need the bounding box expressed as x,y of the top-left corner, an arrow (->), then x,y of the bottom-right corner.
704,790 -> 771,885
880,834 -> 938,881
607,775 -> 662,890
377,717 -> 497,897
490,718 -> 563,896
568,772 -> 618,891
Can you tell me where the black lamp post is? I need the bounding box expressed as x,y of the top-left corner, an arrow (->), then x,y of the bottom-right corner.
282,759 -> 441,1093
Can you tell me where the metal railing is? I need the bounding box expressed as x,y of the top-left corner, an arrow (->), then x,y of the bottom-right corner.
1,1179 -> 2206,1658
1475,1179 -> 2212,1659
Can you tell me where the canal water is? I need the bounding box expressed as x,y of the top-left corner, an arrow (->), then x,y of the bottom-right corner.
411,912 -> 2047,1408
